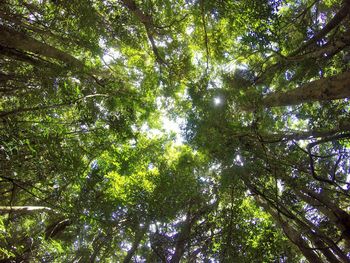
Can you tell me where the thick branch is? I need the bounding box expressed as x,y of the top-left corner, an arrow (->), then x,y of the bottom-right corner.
170,213 -> 194,263
255,33 -> 350,86
45,218 -> 71,240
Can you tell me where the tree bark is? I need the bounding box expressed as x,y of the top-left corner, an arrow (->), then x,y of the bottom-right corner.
123,224 -> 148,263
0,206 -> 54,213
302,188 -> 350,246
254,195 -> 325,263
0,25 -> 84,69
260,70 -> 350,108
260,123 -> 350,143
293,189 -> 350,260
0,45 -> 59,69
169,203 -> 215,263
120,0 -> 165,64
170,213 -> 194,263
277,175 -> 350,261
244,175 -> 348,262
0,101 -> 71,119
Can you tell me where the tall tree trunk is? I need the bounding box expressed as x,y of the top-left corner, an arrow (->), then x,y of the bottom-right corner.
254,195 -> 325,263
0,206 -> 54,213
170,212 -> 194,263
0,101 -> 71,119
261,122 -> 350,142
123,224 -> 148,263
0,25 -> 84,69
169,203 -> 214,263
120,0 -> 165,64
260,70 -> 350,108
0,45 -> 59,68
302,188 -> 350,246
243,175 -> 347,262
255,33 -> 350,86
89,233 -> 110,263
293,189 -> 350,261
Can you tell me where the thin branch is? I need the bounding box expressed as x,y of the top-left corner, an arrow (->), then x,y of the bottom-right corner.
200,0 -> 209,74
120,0 -> 166,65
155,14 -> 189,30
307,133 -> 350,184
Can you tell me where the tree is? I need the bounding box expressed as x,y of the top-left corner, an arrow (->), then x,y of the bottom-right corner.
1,0 -> 350,262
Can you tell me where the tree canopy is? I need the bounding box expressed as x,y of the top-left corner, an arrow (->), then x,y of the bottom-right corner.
1,0 -> 350,262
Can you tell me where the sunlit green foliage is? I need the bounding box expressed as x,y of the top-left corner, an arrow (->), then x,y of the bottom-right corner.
1,0 -> 350,262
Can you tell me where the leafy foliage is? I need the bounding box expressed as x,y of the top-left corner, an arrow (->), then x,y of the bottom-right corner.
1,0 -> 350,262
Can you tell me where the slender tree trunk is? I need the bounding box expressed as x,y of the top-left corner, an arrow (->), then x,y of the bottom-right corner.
312,238 -> 344,263
123,224 -> 148,263
120,0 -> 165,64
261,122 -> 350,142
302,188 -> 350,246
170,212 -> 194,263
254,195 -> 325,263
0,102 -> 71,119
243,175 -> 347,262
293,189 -> 350,262
265,172 -> 350,261
229,122 -> 350,146
288,35 -> 350,62
0,9 -> 88,49
89,233 -> 109,263
120,0 -> 153,24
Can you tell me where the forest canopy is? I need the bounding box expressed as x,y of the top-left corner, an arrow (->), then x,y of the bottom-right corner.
1,0 -> 350,262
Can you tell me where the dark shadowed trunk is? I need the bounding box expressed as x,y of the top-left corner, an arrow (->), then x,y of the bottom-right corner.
123,224 -> 148,263
255,195 -> 324,263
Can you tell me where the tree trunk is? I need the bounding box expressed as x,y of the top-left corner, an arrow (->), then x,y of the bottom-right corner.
293,189 -> 350,262
0,101 -> 71,119
303,188 -> 350,246
120,0 -> 165,64
261,122 -> 350,143
243,176 -> 347,262
123,224 -> 148,263
261,71 -> 350,108
170,213 -> 194,263
254,195 -> 324,263
0,45 -> 59,68
0,25 -> 84,69
0,206 -> 54,213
